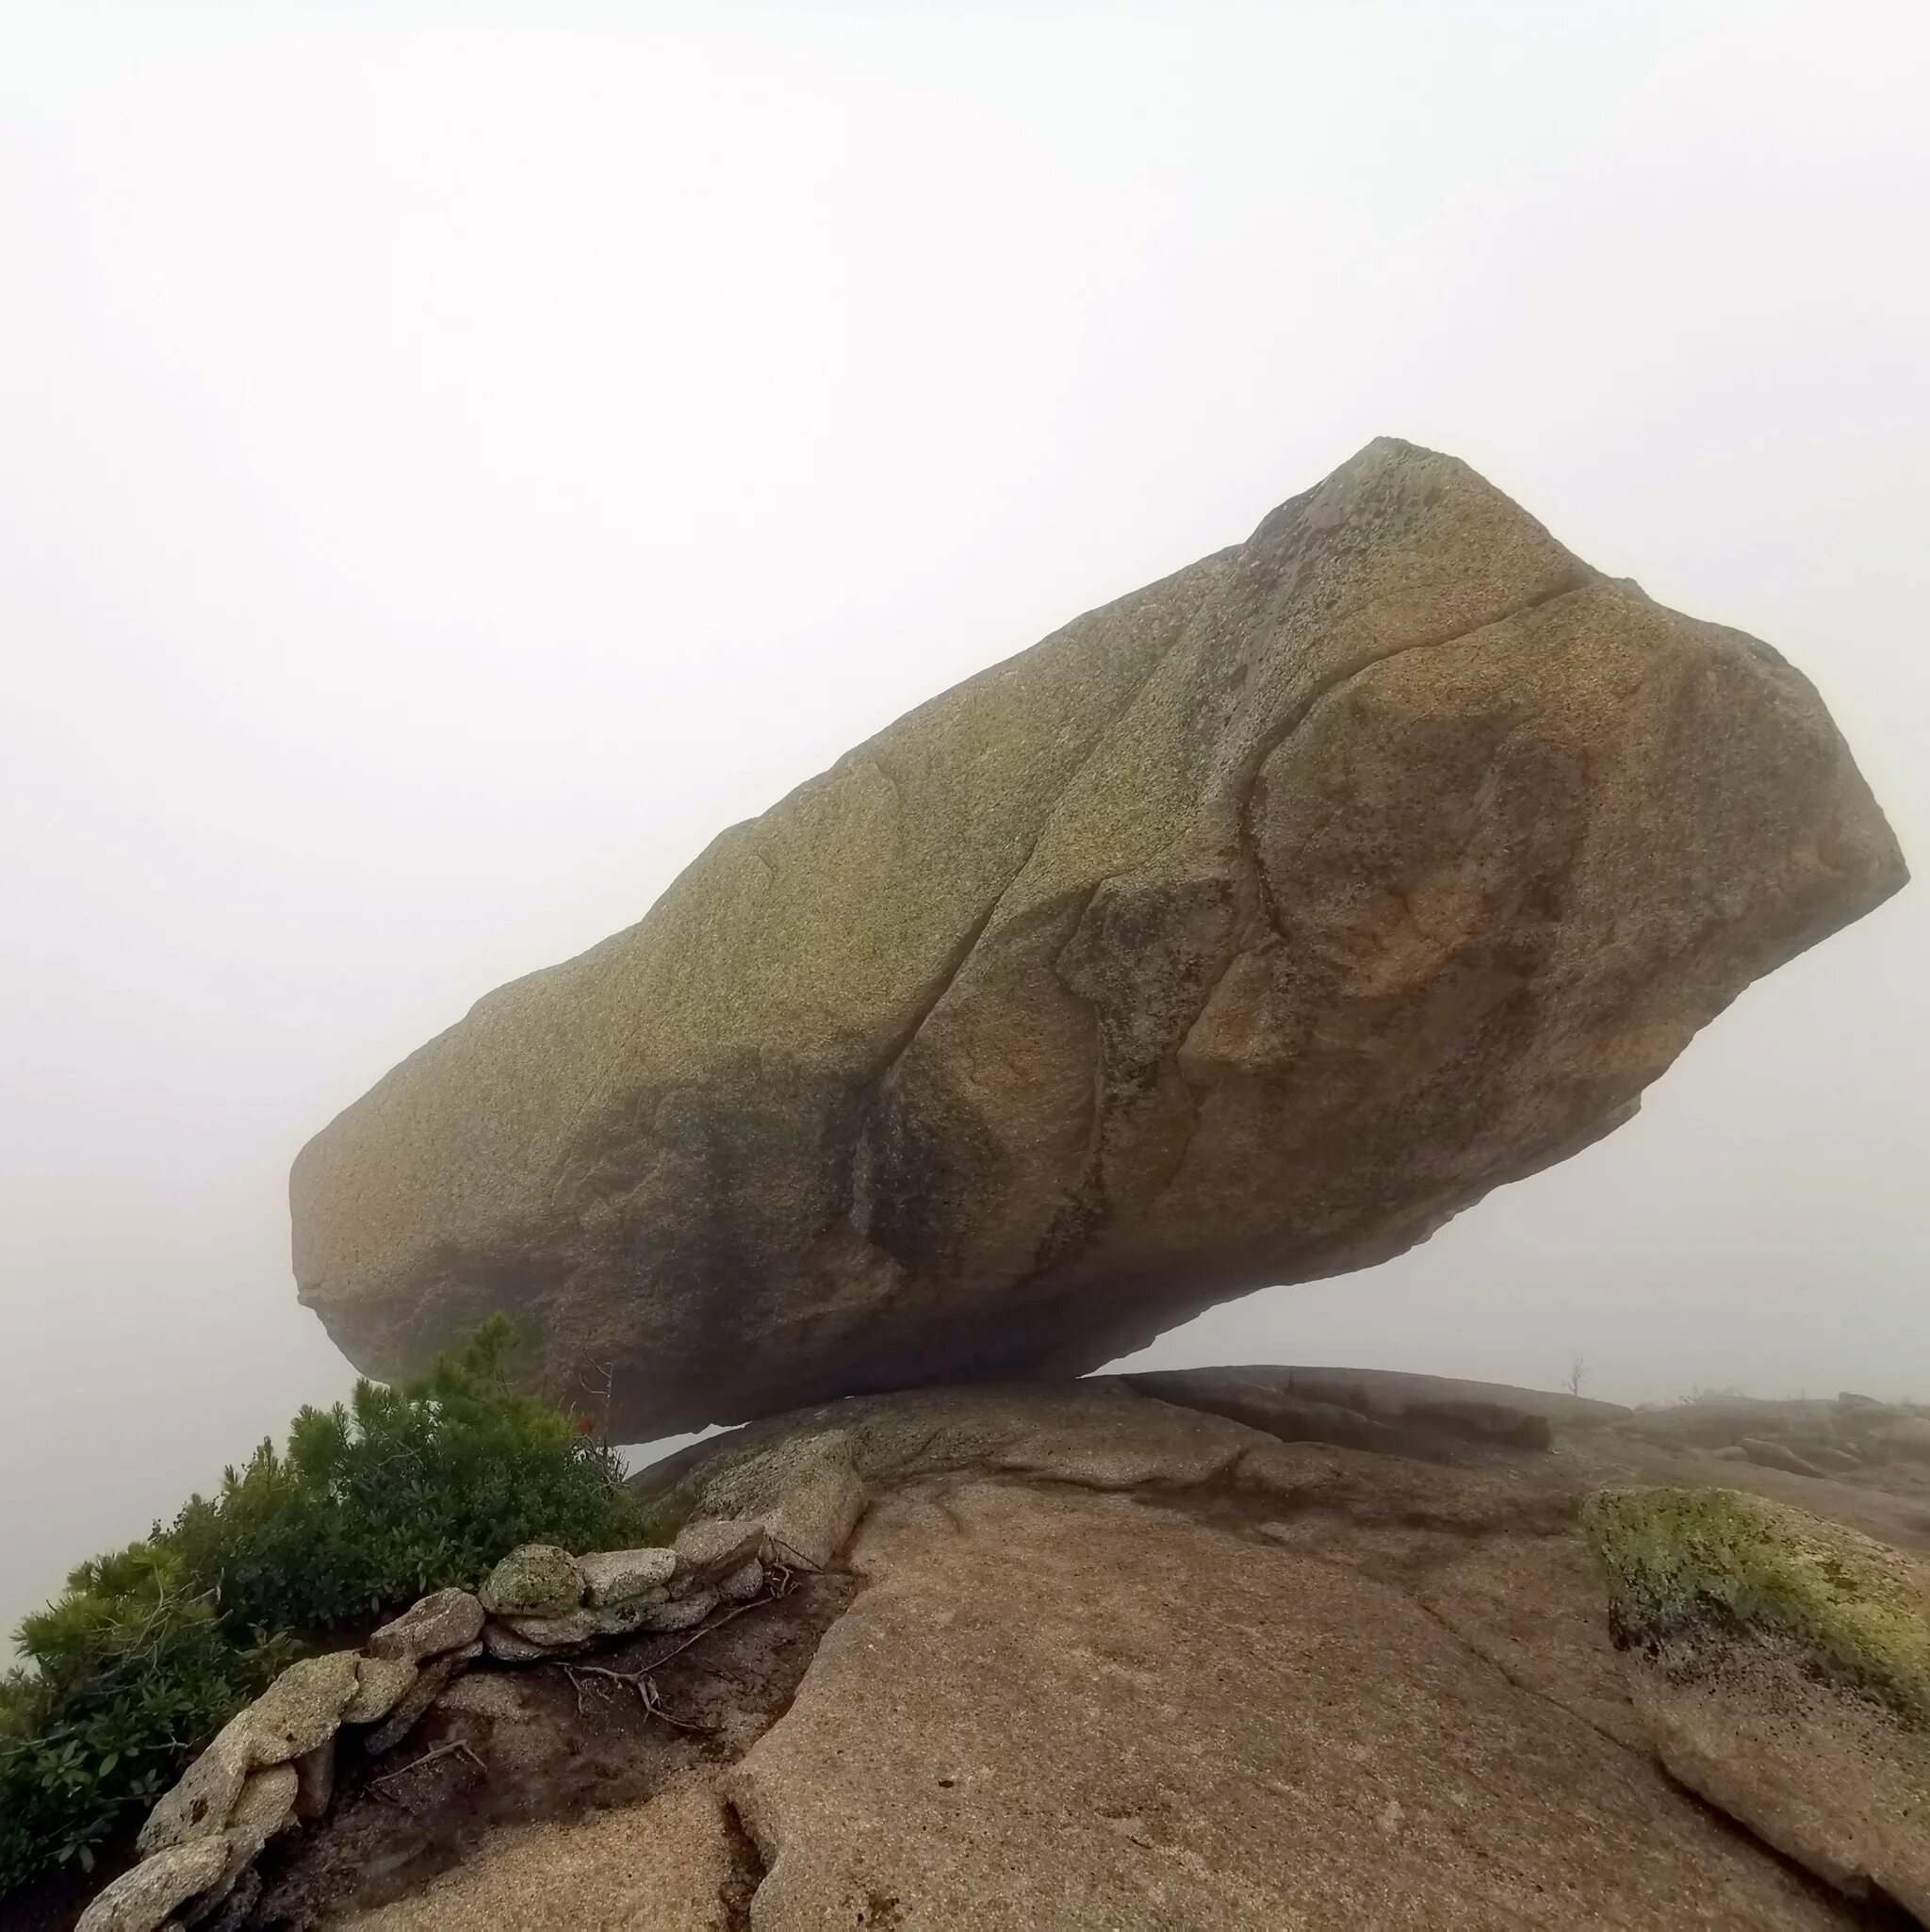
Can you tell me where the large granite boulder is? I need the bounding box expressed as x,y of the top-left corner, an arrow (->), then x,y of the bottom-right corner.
291,440 -> 1904,1435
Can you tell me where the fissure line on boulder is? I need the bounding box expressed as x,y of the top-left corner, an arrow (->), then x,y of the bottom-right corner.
1231,569 -> 1597,947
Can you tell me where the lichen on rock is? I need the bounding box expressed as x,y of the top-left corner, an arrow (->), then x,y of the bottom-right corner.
1582,1485 -> 1930,1916
480,1545 -> 587,1618
1581,1485 -> 1930,1721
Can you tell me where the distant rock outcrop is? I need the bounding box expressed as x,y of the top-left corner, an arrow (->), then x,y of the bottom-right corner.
290,440 -> 1905,1436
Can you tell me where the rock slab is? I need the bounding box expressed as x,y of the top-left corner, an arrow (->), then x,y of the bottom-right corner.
290,440 -> 1905,1434
288,1378 -> 1898,1931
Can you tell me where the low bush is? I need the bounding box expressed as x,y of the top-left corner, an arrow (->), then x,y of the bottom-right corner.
0,1317 -> 645,1899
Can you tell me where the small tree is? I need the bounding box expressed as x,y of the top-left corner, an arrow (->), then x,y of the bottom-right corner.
1566,1352 -> 1587,1397
0,1317 -> 646,1901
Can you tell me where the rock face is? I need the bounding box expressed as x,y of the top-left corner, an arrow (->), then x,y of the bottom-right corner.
290,440 -> 1904,1435
283,1378 -> 1918,1930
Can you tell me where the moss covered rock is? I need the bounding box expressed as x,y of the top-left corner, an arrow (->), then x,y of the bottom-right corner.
1583,1486 -> 1930,1915
479,1545 -> 586,1618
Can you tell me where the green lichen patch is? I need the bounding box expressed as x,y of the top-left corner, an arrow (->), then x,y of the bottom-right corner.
1581,1486 -> 1930,1726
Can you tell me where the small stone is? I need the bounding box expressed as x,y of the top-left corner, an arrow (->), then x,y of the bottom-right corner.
482,1620 -> 554,1663
480,1545 -> 586,1616
719,1558 -> 764,1603
671,1518 -> 764,1591
238,1651 -> 362,1766
343,1653 -> 418,1726
226,1763 -> 299,1848
587,1599 -> 659,1639
363,1646 -> 479,1758
503,1608 -> 604,1647
642,1588 -> 719,1632
75,1836 -> 232,1932
292,1739 -> 335,1821
578,1547 -> 678,1607
367,1587 -> 485,1662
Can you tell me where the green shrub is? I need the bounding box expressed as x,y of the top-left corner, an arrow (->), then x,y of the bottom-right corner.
0,1317 -> 645,1900
1581,1485 -> 1930,1723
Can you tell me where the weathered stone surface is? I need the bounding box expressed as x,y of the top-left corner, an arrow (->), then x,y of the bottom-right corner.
234,1653 -> 362,1766
642,1589 -> 719,1632
481,1620 -> 554,1664
1125,1363 -> 1629,1457
501,1596 -> 695,1645
501,1608 -> 603,1648
718,1558 -> 764,1603
729,1470 -> 1856,1928
576,1547 -> 676,1607
225,1762 -> 300,1849
136,1732 -> 252,1855
1151,1364 -> 1627,1433
342,1653 -> 418,1727
139,1652 -> 360,1853
1742,1435 -> 1824,1478
362,1646 -> 479,1758
292,1740 -> 335,1822
481,1546 -> 585,1617
366,1586 -> 485,1662
1126,1367 -> 1411,1453
671,1519 -> 766,1590
1583,1486 -> 1930,1919
74,1834 -> 232,1932
643,1428 -> 869,1572
633,1381 -> 1281,1532
583,1598 -> 660,1638
182,1762 -> 302,1920
290,441 -> 1904,1436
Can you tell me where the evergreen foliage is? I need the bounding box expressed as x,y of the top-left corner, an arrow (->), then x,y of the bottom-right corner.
0,1318 -> 643,1898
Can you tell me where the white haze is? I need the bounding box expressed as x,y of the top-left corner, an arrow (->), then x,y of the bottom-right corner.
1,0 -> 1925,1643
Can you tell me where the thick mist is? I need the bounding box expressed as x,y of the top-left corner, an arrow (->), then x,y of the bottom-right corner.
2,1 -> 1924,1645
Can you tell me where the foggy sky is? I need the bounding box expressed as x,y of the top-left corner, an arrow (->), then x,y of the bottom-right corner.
3,0 -> 1925,1645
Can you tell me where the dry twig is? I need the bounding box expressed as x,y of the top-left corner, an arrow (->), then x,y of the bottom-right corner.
563,1663 -> 712,1730
368,1739 -> 486,1809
